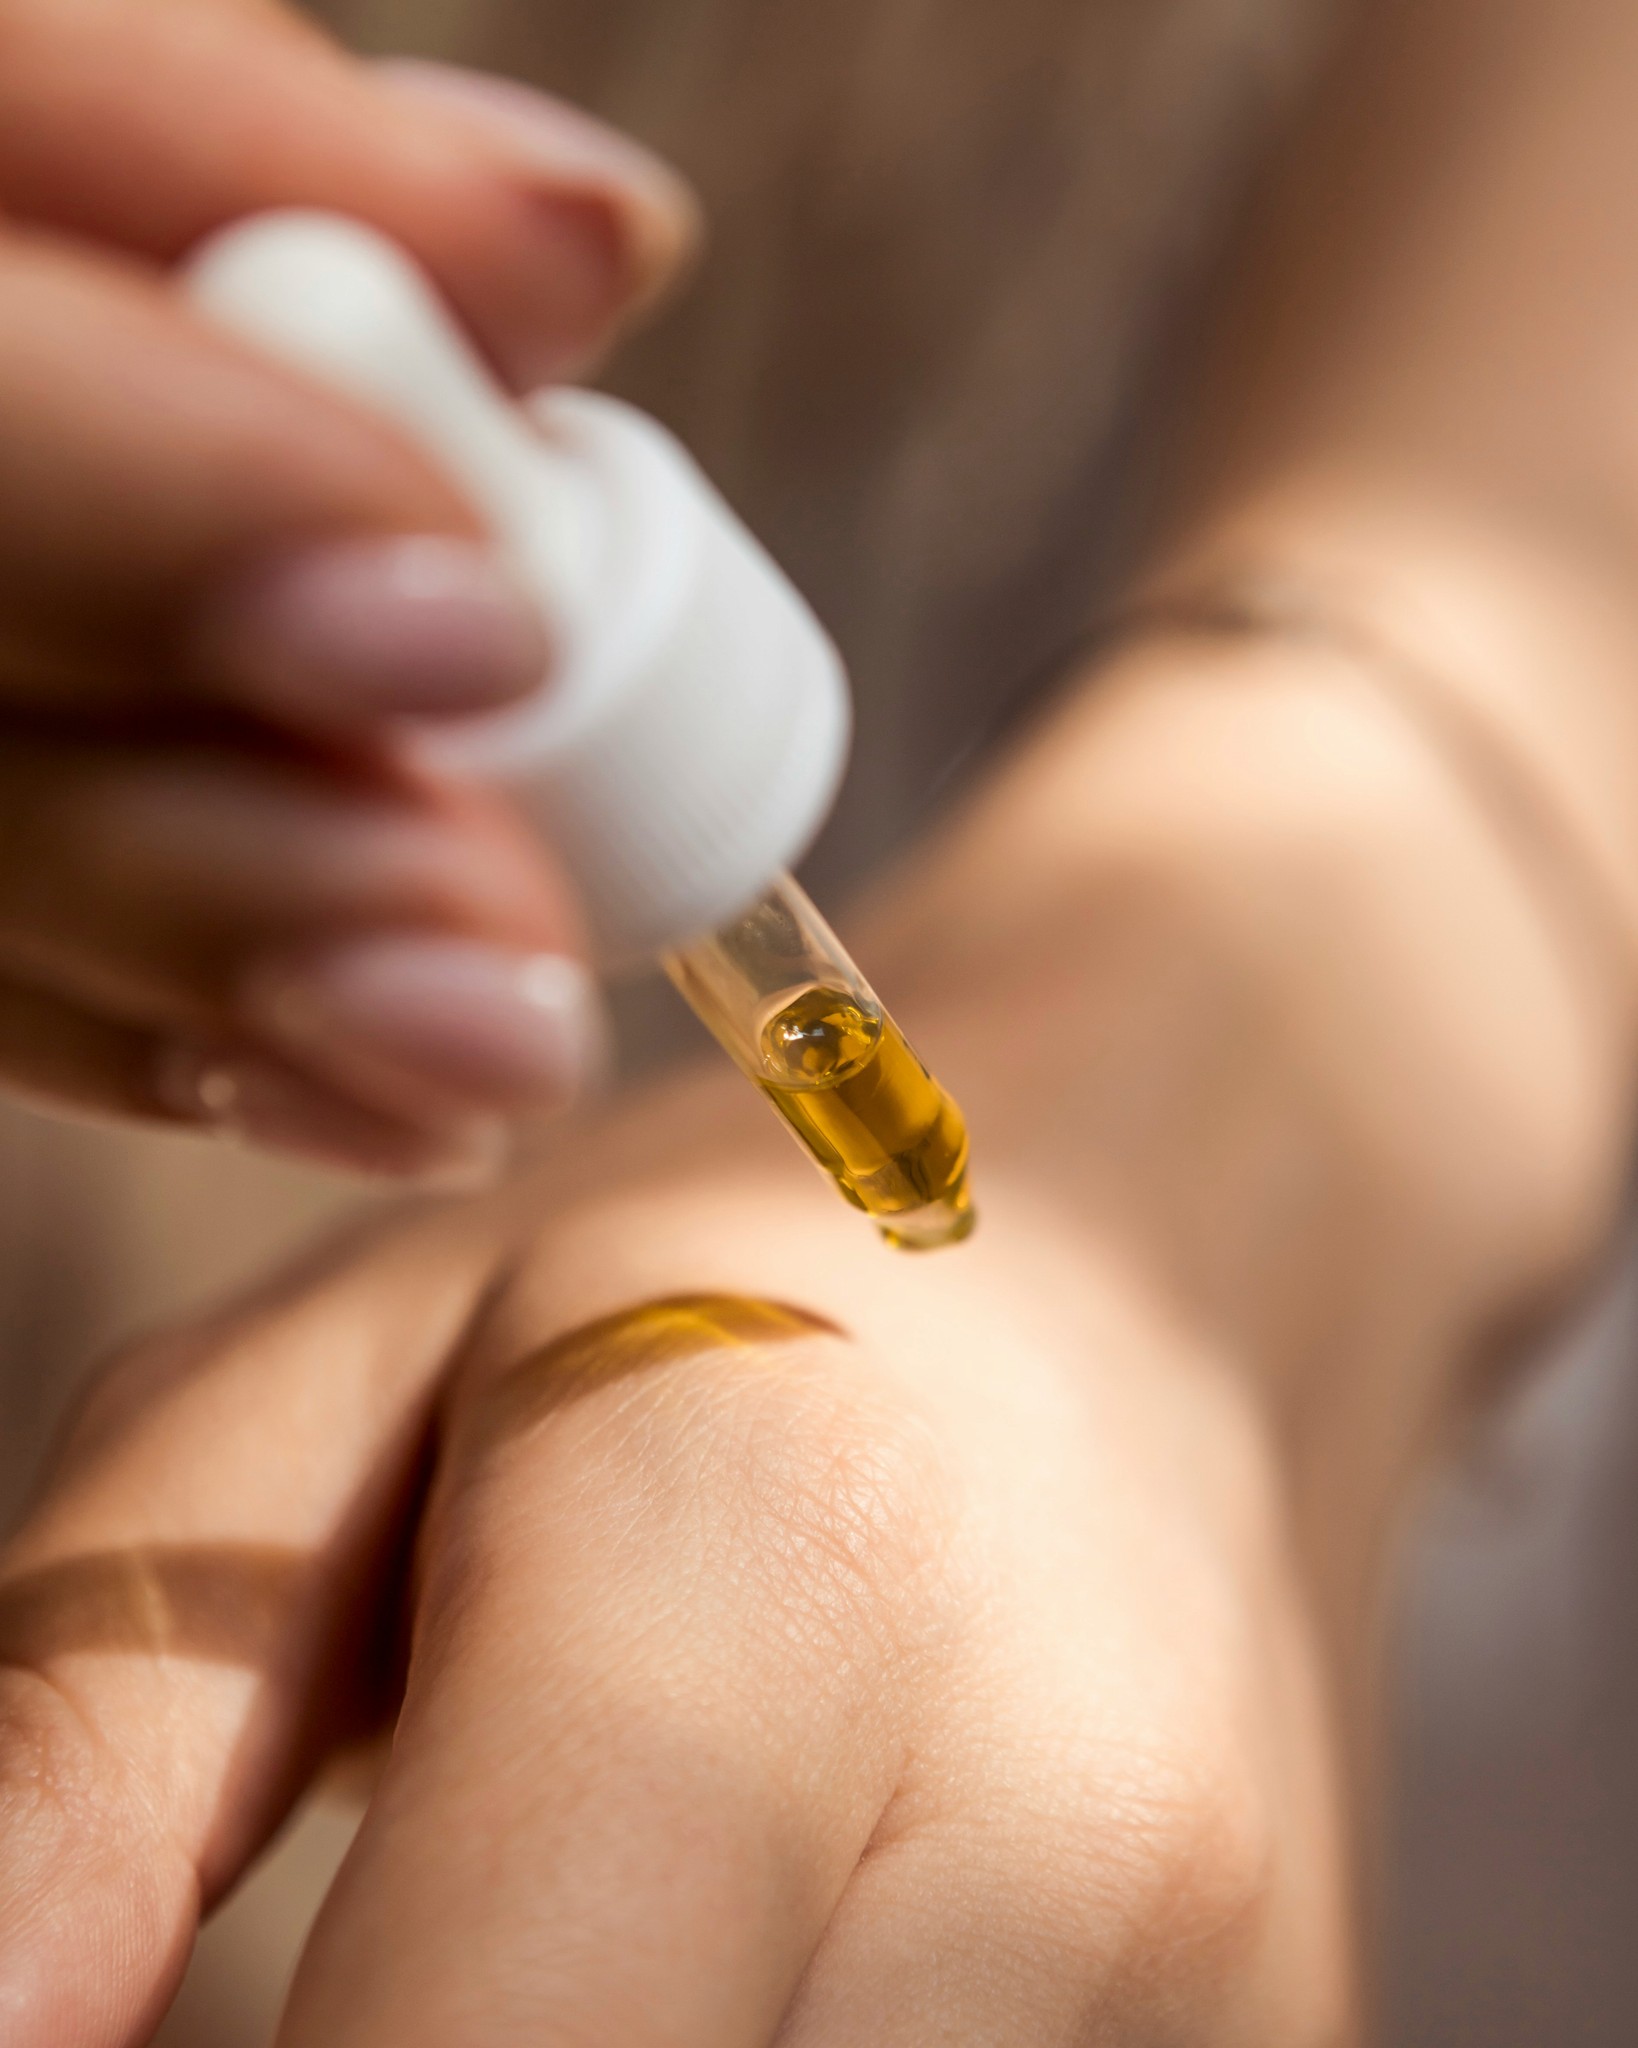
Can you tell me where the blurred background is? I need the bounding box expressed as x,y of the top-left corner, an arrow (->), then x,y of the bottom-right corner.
4,0 -> 1637,2038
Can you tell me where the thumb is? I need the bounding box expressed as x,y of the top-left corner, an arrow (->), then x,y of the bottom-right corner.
0,1203 -> 507,2048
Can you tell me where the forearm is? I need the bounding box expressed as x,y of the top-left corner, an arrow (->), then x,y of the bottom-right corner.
781,21 -> 1638,1763
1145,0 -> 1638,965
429,0 -> 1638,1801
853,619 -> 1633,1693
869,0 -> 1638,1597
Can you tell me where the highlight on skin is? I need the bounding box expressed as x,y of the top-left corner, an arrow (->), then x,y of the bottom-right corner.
465,1294 -> 849,1451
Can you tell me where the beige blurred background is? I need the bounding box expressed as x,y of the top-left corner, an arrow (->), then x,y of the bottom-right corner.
3,0 -> 1636,2038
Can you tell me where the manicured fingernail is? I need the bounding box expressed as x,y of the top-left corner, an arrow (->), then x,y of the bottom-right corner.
243,938 -> 606,1122
383,59 -> 700,343
154,1040 -> 509,1183
193,536 -> 549,728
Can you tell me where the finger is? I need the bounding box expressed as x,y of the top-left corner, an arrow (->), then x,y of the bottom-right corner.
769,1432 -> 1352,2048
0,733 -> 568,1005
276,1298 -> 947,2048
776,1826 -> 1124,2047
380,57 -> 703,362
0,735 -> 602,1126
0,230 -> 554,727
0,1203 -> 511,2048
0,0 -> 698,389
0,966 -> 506,1177
778,1785 -> 1348,2046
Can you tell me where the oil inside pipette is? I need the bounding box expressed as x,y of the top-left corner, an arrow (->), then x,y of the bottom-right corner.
753,986 -> 973,1250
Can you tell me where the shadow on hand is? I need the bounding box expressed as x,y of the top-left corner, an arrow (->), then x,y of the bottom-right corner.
0,1542 -> 315,1668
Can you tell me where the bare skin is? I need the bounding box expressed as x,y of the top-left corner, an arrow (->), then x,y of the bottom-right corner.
6,0 -> 1638,2040
0,618 -> 1622,2044
0,0 -> 697,1173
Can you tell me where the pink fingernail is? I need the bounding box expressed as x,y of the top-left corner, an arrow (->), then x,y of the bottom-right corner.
243,937 -> 607,1124
154,1041 -> 509,1184
192,536 -> 550,728
383,59 -> 700,320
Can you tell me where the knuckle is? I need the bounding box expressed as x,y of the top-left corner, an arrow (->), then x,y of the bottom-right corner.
1079,1736 -> 1280,2005
451,1295 -> 959,1677
937,1735 -> 1287,2036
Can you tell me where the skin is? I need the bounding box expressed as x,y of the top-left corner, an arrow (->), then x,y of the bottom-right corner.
0,693 -> 1362,2045
0,0 -> 697,1171
7,0 -> 1638,2039
0,620 -> 1624,2045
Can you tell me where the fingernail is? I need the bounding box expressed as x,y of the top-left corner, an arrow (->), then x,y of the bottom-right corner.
383,59 -> 701,338
192,536 -> 550,728
154,1040 -> 509,1184
243,937 -> 607,1122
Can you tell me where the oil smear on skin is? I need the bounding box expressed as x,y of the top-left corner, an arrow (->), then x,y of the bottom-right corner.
470,1296 -> 847,1450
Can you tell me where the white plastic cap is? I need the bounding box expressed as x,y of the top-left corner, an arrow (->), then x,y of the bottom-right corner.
184,211 -> 851,965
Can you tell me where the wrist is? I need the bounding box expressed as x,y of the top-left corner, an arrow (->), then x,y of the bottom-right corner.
1142,470 -> 1638,985
859,618 -> 1635,1571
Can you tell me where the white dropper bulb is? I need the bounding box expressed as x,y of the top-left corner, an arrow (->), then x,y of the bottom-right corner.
185,211 -> 851,965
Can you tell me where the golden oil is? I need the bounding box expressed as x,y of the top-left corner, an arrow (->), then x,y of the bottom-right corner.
753,986 -> 974,1250
663,873 -> 976,1252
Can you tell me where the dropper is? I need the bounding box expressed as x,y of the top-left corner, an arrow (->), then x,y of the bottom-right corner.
185,214 -> 972,1249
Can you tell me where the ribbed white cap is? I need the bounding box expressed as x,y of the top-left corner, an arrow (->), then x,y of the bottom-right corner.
184,212 -> 851,965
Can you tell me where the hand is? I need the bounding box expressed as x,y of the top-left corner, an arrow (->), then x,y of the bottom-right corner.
1,617 -> 1618,2045
0,1087 -> 1353,2047
0,0 -> 697,1175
